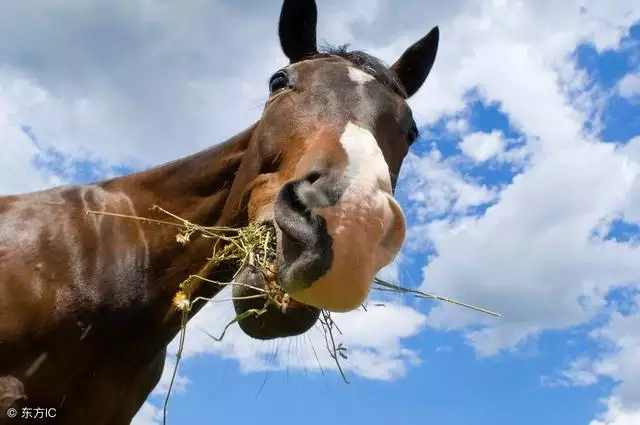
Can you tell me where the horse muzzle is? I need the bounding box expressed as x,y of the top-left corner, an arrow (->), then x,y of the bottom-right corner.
272,168 -> 406,312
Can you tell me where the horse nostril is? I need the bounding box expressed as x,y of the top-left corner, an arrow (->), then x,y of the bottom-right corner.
302,169 -> 325,185
275,169 -> 341,225
294,169 -> 334,210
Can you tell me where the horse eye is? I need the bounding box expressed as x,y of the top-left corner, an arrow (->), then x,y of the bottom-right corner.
269,71 -> 289,94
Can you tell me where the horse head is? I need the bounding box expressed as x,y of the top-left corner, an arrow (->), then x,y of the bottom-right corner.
226,0 -> 439,339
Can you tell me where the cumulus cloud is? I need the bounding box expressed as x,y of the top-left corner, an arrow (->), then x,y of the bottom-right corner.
541,357 -> 599,388
618,136 -> 640,222
460,130 -> 505,162
400,149 -> 499,220
0,71 -> 65,194
420,140 -> 640,353
590,397 -> 640,425
618,72 -> 640,99
589,296 -> 640,410
0,0 -> 288,170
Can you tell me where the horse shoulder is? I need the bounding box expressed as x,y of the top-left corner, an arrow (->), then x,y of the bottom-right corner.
0,183 -> 151,352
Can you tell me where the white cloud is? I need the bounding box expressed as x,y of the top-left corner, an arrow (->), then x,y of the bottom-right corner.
618,136 -> 640,222
460,130 -> 505,162
589,296 -> 640,410
590,397 -> 640,425
400,149 -> 499,220
541,357 -> 599,388
0,0 -> 292,178
618,72 -> 640,99
445,117 -> 470,134
0,71 -> 64,194
420,140 -> 640,354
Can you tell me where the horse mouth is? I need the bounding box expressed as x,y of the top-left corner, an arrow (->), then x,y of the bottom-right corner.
231,221 -> 321,340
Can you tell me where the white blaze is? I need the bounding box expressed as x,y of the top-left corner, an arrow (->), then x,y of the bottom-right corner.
348,66 -> 375,85
289,121 -> 406,312
339,121 -> 392,193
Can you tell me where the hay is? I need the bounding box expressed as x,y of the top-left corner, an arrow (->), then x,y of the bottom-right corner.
371,278 -> 501,317
86,205 -> 500,424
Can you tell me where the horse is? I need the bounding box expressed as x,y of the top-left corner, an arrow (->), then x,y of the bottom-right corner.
0,0 -> 439,423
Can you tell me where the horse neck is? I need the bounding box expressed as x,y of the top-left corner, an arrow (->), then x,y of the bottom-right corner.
119,124 -> 256,221
101,123 -> 257,336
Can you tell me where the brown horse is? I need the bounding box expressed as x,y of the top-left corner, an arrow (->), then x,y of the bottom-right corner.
0,1 -> 439,424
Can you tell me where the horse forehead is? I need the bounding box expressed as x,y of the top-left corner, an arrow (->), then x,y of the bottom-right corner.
306,64 -> 390,142
289,59 -> 399,156
295,59 -> 371,88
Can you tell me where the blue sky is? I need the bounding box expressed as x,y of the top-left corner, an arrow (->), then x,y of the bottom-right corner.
1,2 -> 640,425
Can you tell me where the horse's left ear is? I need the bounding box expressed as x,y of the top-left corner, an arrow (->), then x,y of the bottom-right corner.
390,26 -> 440,98
278,0 -> 318,63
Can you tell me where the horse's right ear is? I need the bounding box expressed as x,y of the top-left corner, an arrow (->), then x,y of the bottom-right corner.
278,0 -> 318,63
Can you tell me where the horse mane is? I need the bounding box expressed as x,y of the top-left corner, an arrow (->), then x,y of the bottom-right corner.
312,44 -> 409,98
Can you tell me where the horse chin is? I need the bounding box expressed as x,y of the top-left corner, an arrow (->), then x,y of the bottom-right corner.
231,258 -> 320,341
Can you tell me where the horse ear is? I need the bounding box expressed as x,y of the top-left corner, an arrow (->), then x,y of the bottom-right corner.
278,0 -> 318,63
390,26 -> 440,98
